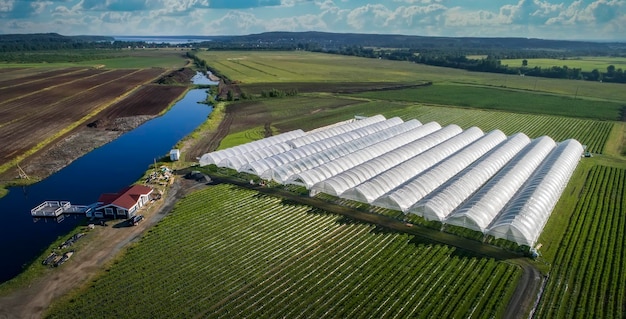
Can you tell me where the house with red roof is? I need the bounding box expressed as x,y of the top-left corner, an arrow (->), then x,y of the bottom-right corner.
90,185 -> 153,219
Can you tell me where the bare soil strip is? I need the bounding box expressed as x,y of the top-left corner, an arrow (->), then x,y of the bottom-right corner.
0,68 -> 84,87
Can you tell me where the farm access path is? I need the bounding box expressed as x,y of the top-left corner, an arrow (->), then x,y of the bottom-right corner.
207,175 -> 545,319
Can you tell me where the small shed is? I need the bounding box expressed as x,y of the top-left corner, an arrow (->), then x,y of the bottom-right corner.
170,149 -> 180,161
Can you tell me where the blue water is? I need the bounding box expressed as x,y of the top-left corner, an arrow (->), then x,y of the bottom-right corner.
114,36 -> 213,44
0,87 -> 212,284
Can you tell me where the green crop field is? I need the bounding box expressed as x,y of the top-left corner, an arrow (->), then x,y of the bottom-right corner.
0,49 -> 188,69
199,51 -> 626,103
535,165 -> 626,319
221,96 -> 614,154
501,57 -> 626,72
385,104 -> 615,154
46,184 -> 521,319
353,84 -> 623,121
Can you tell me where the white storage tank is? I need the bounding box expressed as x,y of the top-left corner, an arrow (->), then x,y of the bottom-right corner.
170,149 -> 180,161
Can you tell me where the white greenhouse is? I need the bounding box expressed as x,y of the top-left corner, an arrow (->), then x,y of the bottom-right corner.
198,129 -> 305,167
267,120 -> 422,183
341,127 -> 484,203
410,133 -> 531,221
373,130 -> 507,212
240,117 -> 407,177
444,136 -> 556,231
486,139 -> 583,247
309,122 -> 448,197
199,114 -> 584,247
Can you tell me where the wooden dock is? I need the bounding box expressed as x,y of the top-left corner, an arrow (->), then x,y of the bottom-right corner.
31,201 -> 95,217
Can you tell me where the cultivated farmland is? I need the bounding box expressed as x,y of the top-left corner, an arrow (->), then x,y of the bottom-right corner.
46,184 -> 521,319
0,68 -> 164,166
354,84 -> 624,121
535,165 -> 626,319
198,51 -> 626,103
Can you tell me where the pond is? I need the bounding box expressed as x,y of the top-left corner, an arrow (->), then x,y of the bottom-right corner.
0,76 -> 213,284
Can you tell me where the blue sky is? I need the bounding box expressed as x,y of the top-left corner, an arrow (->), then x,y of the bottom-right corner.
0,0 -> 624,40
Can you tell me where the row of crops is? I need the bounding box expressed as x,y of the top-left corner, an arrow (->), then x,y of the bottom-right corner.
535,165 -> 626,319
386,105 -> 613,154
47,184 -> 520,319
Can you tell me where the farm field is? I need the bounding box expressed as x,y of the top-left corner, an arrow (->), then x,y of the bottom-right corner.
198,51 -> 626,103
535,165 -> 626,319
353,84 -> 623,121
46,184 -> 521,319
90,84 -> 188,120
0,48 -> 189,69
501,57 -> 626,72
0,68 -> 165,170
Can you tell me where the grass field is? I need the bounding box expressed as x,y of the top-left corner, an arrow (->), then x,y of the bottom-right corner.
46,184 -> 521,319
0,49 -> 188,69
199,51 -> 626,104
501,57 -> 626,72
353,84 -> 623,121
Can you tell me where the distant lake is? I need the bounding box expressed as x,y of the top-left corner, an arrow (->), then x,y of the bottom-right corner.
114,36 -> 213,44
0,75 -> 214,284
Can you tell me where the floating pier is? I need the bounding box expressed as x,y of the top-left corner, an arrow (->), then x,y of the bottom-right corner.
31,201 -> 95,217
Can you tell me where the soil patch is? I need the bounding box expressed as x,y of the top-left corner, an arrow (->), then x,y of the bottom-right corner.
156,67 -> 196,85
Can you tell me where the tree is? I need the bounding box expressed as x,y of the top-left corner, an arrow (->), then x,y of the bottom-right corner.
522,59 -> 528,67
607,65 -> 616,75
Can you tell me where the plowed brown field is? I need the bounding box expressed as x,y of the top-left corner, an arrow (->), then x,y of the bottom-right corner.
0,69 -> 106,103
0,67 -> 167,168
0,68 -> 83,87
92,84 -> 187,120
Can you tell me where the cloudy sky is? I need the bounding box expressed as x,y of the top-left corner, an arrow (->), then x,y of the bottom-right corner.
0,0 -> 624,40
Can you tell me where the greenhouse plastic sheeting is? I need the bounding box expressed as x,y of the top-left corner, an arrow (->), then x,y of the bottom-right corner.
342,126 -> 484,204
286,115 -> 386,148
219,142 -> 293,171
444,136 -> 556,231
374,130 -> 507,212
198,129 -> 304,166
240,117 -> 406,176
411,133 -> 530,221
291,122 -> 446,189
309,122 -> 449,197
486,139 -> 583,247
267,119 -> 422,183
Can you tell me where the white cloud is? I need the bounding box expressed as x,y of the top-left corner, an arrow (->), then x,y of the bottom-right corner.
546,0 -> 624,25
0,0 -> 15,13
32,1 -> 54,15
346,4 -> 392,30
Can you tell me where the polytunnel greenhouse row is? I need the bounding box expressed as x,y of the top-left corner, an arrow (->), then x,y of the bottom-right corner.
199,115 -> 584,247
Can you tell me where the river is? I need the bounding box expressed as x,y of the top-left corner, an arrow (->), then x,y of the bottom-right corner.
0,76 -> 214,284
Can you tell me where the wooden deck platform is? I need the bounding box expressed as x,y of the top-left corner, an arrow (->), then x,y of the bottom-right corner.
31,201 -> 96,217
